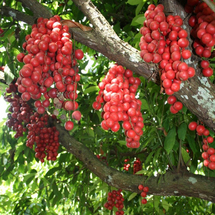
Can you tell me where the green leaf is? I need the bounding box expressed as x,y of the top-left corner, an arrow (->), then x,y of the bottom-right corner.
135,2 -> 145,15
45,167 -> 61,177
84,86 -> 99,94
181,148 -> 191,165
154,196 -> 160,213
128,192 -> 137,201
164,127 -> 176,154
153,147 -> 162,166
140,99 -> 149,110
117,140 -> 126,145
162,199 -> 171,211
187,134 -> 198,153
24,173 -> 36,185
145,151 -> 155,164
86,127 -> 94,137
131,14 -> 146,26
178,122 -> 187,141
126,0 -> 142,5
135,169 -> 146,175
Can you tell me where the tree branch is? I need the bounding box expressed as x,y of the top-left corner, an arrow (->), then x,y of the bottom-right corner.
55,122 -> 215,203
18,0 -> 52,19
0,6 -> 35,25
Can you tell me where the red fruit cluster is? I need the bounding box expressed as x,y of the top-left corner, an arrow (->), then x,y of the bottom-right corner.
167,95 -> 183,114
123,158 -> 130,171
188,121 -> 215,170
0,28 -> 3,37
4,81 -> 33,138
16,15 -> 83,130
104,189 -> 124,215
186,0 -> 215,59
133,158 -> 142,174
138,184 -> 149,204
92,64 -> 144,148
140,4 -> 195,96
200,60 -> 213,77
26,112 -> 60,162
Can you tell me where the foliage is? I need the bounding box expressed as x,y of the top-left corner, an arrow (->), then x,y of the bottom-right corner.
0,0 -> 215,214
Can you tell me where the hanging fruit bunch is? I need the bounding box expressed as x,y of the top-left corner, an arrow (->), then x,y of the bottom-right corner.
185,0 -> 215,77
16,15 -> 86,131
92,64 -> 144,148
4,15 -> 92,162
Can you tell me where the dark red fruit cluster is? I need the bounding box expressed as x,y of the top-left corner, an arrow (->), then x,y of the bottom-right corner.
133,158 -> 142,174
16,15 -> 83,131
0,28 -> 3,37
92,64 -> 144,148
167,95 -> 183,114
188,121 -> 215,170
185,0 -> 215,59
4,81 -> 33,138
140,4 -> 195,96
200,60 -> 213,77
26,112 -> 60,162
123,158 -> 130,171
138,184 -> 149,204
104,189 -> 124,215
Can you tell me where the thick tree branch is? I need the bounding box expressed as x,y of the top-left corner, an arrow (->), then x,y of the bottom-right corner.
56,122 -> 215,203
0,6 -> 35,25
18,0 -> 52,19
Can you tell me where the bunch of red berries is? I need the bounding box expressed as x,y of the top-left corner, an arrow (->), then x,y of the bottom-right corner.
123,158 -> 130,171
167,95 -> 183,114
185,0 -> 215,59
4,81 -> 33,138
16,15 -> 83,131
26,112 -> 60,162
200,60 -> 213,77
133,158 -> 142,174
138,184 -> 149,204
104,189 -> 124,215
140,4 -> 195,96
185,0 -> 215,77
92,64 -> 144,148
188,121 -> 215,170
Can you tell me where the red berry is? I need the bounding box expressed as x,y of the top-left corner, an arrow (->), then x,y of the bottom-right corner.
64,121 -> 74,131
188,122 -> 197,131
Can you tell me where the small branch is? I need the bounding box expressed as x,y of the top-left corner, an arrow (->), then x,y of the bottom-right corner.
203,0 -> 215,13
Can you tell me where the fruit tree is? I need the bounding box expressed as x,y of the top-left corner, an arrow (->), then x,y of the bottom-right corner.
0,0 -> 215,214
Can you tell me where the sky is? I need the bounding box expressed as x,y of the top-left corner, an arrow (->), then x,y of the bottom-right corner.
0,96 -> 8,122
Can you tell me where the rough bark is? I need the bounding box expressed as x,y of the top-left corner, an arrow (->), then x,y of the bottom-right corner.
18,0 -> 52,19
56,123 -> 215,203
